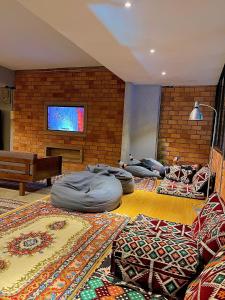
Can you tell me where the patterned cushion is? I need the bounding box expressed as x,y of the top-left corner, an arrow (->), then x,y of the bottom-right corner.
77,275 -> 168,300
111,231 -> 200,299
192,193 -> 225,239
184,245 -> 225,300
198,213 -> 225,264
157,179 -> 205,200
124,214 -> 193,239
192,166 -> 210,192
165,165 -> 194,184
76,255 -> 168,300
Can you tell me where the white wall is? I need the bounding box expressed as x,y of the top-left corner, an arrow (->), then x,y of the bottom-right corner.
121,83 -> 161,161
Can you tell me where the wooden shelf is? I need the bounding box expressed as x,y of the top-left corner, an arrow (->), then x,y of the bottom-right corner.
46,144 -> 83,163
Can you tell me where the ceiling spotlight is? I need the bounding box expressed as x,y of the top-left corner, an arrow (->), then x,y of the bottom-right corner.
161,71 -> 166,76
150,49 -> 155,54
125,1 -> 132,8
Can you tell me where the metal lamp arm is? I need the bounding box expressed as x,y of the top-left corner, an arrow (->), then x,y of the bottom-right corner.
198,103 -> 218,198
199,103 -> 217,115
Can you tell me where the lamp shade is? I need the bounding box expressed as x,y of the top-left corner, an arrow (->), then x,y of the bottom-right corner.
189,101 -> 203,121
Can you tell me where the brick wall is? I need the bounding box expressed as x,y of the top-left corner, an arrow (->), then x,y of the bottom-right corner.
13,67 -> 125,171
158,86 -> 216,165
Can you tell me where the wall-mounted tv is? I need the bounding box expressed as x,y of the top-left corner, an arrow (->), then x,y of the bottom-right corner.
45,103 -> 87,135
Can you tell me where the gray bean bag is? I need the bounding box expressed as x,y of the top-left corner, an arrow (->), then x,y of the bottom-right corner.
51,171 -> 122,213
124,165 -> 161,179
141,158 -> 165,173
87,164 -> 135,194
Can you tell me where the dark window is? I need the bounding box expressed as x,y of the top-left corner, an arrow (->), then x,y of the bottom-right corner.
215,65 -> 225,151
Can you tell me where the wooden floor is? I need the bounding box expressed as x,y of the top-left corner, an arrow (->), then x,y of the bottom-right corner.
113,190 -> 205,225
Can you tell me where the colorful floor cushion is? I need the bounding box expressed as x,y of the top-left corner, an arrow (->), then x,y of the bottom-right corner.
111,231 -> 200,299
192,166 -> 210,192
191,192 -> 225,239
123,214 -> 192,239
165,165 -> 194,184
198,212 -> 225,264
184,245 -> 225,300
76,255 -> 167,300
156,179 -> 205,200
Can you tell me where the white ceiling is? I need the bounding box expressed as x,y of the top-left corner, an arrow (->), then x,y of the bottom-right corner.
0,0 -> 100,70
2,0 -> 225,85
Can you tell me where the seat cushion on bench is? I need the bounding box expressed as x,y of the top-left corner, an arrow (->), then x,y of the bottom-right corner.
111,232 -> 200,299
156,179 -> 205,200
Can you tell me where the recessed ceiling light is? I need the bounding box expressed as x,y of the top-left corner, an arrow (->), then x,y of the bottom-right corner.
161,71 -> 166,76
150,49 -> 155,54
124,1 -> 132,8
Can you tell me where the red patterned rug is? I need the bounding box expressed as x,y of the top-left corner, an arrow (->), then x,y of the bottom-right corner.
0,200 -> 129,299
0,197 -> 26,215
134,177 -> 156,192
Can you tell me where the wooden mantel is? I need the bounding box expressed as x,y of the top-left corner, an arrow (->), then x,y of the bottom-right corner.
46,144 -> 83,163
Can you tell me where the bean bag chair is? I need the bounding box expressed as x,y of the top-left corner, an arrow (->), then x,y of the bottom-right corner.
51,171 -> 123,213
87,164 -> 135,194
141,158 -> 165,173
124,165 -> 161,179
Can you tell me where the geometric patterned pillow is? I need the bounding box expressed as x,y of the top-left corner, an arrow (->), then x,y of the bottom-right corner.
192,166 -> 210,192
111,232 -> 200,299
165,165 -> 194,184
129,214 -> 193,239
76,255 -> 168,300
184,245 -> 225,300
198,213 -> 225,264
156,179 -> 205,200
191,193 -> 225,239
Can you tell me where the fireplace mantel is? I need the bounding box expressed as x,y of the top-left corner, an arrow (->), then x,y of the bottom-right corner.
45,145 -> 83,163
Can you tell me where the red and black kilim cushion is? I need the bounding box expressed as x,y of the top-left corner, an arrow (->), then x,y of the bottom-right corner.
192,166 -> 210,192
125,214 -> 193,239
191,192 -> 225,239
111,232 -> 200,299
156,179 -> 205,200
184,245 -> 225,300
165,166 -> 194,184
198,213 -> 225,264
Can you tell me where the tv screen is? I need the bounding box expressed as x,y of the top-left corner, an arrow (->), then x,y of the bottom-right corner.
47,105 -> 85,133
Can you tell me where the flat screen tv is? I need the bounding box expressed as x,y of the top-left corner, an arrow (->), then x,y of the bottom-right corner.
45,103 -> 87,135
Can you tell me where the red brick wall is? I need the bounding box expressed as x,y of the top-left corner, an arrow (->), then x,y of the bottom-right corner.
158,86 -> 216,165
13,67 -> 125,171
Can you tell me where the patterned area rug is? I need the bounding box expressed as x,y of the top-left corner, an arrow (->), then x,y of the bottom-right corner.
0,198 -> 26,215
0,200 -> 129,299
76,255 -> 167,300
134,177 -> 156,192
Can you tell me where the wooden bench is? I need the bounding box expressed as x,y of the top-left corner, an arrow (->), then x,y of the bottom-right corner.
0,151 -> 62,196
